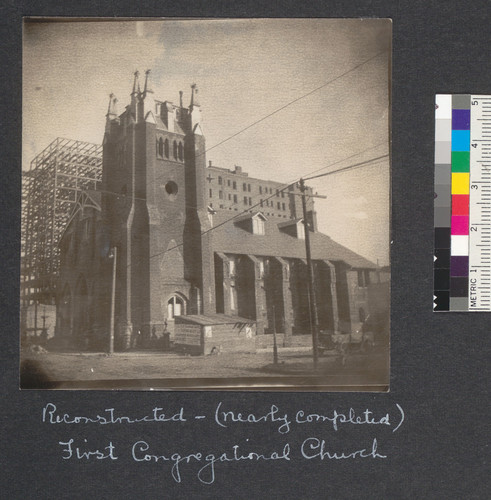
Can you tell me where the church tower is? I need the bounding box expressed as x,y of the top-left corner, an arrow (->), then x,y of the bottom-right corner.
103,71 -> 215,349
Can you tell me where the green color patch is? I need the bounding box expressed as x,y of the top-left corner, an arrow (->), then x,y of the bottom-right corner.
451,151 -> 470,172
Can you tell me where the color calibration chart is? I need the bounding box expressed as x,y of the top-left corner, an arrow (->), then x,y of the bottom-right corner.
434,94 -> 491,311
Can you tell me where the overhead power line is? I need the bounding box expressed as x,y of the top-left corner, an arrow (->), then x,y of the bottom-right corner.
153,47 -> 389,186
146,146 -> 389,263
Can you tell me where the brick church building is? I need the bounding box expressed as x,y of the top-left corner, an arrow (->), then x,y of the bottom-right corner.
56,71 -> 387,352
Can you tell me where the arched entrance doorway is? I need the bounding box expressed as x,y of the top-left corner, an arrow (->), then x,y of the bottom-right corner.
165,293 -> 187,335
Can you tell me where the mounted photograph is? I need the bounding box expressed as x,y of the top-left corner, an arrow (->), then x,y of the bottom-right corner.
21,18 -> 391,390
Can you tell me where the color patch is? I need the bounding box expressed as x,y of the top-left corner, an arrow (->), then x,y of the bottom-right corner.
451,173 -> 469,194
450,256 -> 468,276
450,235 -> 468,256
451,195 -> 469,215
451,277 -> 469,296
451,130 -> 470,151
452,109 -> 470,130
435,227 -> 451,249
451,215 -> 469,235
451,151 -> 470,172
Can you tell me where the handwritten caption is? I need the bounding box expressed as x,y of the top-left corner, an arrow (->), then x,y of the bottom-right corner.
42,402 -> 405,484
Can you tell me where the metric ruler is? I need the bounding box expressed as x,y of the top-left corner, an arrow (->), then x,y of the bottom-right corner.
434,94 -> 491,311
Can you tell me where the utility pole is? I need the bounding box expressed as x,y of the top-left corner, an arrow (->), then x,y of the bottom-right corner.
109,246 -> 117,354
299,178 -> 321,370
272,305 -> 278,364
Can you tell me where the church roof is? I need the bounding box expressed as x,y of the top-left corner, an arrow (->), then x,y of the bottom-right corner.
210,210 -> 376,268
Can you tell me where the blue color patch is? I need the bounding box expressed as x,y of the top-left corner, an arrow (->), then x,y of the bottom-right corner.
452,130 -> 470,151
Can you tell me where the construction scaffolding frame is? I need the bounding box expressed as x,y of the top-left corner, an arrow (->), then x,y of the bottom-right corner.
21,138 -> 102,309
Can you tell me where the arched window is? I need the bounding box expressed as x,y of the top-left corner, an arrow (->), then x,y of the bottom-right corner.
158,137 -> 164,157
164,139 -> 169,158
173,141 -> 178,160
178,142 -> 183,161
167,295 -> 185,319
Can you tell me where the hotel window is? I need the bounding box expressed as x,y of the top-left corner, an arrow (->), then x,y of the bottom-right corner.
277,202 -> 281,209
227,179 -> 231,187
282,202 -> 286,210
233,194 -> 238,203
249,197 -> 252,205
209,189 -> 212,197
243,183 -> 247,191
243,196 -> 248,205
260,199 -> 263,207
276,189 -> 279,197
248,184 -> 251,192
219,191 -> 223,199
218,176 -> 222,185
233,181 -> 237,190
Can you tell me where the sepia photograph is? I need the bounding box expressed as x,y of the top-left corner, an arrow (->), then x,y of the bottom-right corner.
20,18 -> 391,390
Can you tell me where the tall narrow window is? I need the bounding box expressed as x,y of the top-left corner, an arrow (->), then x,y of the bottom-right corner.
167,295 -> 184,319
209,189 -> 212,197
252,217 -> 265,235
243,183 -> 247,191
233,181 -> 237,190
178,142 -> 183,161
229,258 -> 236,276
164,139 -> 169,158
173,141 -> 178,159
230,284 -> 236,311
218,176 -> 222,185
158,137 -> 164,157
233,194 -> 238,203
219,191 -> 223,200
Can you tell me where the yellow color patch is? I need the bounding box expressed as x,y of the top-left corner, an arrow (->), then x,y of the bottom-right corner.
452,173 -> 470,194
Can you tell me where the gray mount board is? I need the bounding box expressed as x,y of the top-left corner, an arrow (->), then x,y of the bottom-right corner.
1,1 -> 489,499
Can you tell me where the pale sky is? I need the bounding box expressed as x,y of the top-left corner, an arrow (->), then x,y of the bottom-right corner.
23,18 -> 391,265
